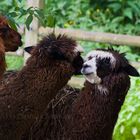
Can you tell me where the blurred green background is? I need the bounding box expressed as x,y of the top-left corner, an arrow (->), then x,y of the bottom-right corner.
1,0 -> 140,139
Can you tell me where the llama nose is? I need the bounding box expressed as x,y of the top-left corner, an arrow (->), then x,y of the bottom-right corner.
81,64 -> 91,74
83,64 -> 90,69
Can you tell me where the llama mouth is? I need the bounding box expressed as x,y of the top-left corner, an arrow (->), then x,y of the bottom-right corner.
81,68 -> 94,75
84,72 -> 94,76
84,73 -> 101,84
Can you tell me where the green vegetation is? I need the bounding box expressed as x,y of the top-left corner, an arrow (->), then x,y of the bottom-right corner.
1,0 -> 140,139
0,0 -> 43,30
114,74 -> 140,140
6,55 -> 23,70
42,0 -> 140,61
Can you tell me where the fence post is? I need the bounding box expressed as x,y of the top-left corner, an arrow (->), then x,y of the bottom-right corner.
24,0 -> 44,64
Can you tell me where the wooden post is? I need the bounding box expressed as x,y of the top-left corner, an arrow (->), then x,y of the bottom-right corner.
39,27 -> 140,48
24,0 -> 44,64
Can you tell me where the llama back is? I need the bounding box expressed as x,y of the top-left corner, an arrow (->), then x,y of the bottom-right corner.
28,85 -> 80,140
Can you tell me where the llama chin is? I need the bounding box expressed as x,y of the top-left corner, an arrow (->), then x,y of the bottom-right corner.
84,73 -> 101,84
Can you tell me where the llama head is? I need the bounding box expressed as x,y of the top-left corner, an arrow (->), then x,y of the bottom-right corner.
25,33 -> 84,75
81,48 -> 140,84
0,16 -> 22,52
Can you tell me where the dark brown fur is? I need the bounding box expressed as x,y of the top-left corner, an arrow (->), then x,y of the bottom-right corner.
0,16 -> 22,52
0,43 -> 6,79
65,73 -> 130,140
0,16 -> 22,79
0,70 -> 18,86
0,34 -> 83,140
26,49 -> 139,140
26,73 -> 130,140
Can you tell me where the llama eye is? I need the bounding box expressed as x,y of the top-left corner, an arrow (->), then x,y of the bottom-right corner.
88,56 -> 93,60
103,58 -> 110,65
97,58 -> 110,67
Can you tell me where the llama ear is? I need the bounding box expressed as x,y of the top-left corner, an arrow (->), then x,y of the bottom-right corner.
24,46 -> 34,54
124,64 -> 140,77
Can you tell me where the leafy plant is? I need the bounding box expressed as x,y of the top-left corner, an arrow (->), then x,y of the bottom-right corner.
113,74 -> 140,140
0,0 -> 45,30
43,0 -> 140,61
6,55 -> 23,70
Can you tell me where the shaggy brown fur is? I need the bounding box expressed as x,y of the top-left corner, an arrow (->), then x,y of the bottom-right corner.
0,70 -> 18,86
0,42 -> 6,79
26,49 -> 139,140
0,33 -> 83,140
0,16 -> 22,79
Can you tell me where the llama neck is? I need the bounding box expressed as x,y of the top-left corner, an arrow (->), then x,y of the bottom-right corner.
68,73 -> 130,140
12,60 -> 74,103
0,39 -> 6,79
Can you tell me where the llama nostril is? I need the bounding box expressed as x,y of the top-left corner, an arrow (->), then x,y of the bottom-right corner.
83,64 -> 90,69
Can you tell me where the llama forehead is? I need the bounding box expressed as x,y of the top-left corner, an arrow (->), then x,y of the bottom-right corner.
86,50 -> 116,67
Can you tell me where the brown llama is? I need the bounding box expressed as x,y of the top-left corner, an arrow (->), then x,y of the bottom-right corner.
0,33 -> 83,140
0,16 -> 22,79
0,70 -> 18,85
26,49 -> 139,140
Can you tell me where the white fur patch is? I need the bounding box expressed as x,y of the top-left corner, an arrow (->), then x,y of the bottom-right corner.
74,44 -> 84,53
81,57 -> 101,84
97,85 -> 109,95
84,74 -> 101,84
82,57 -> 97,75
86,50 -> 116,68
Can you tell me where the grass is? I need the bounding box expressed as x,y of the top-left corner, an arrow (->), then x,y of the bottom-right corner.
5,55 -> 23,70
